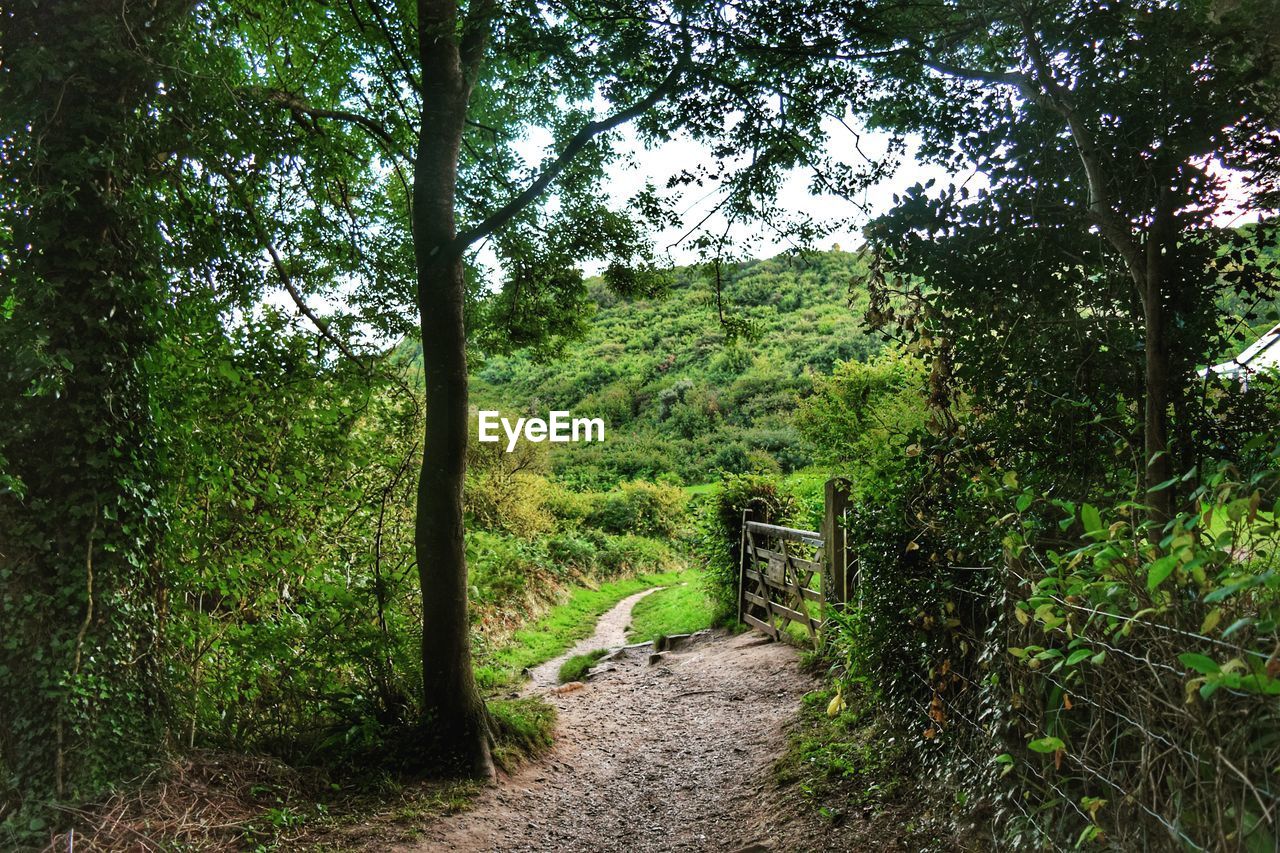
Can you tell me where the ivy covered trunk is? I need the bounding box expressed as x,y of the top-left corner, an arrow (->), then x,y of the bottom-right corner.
0,0 -> 173,802
411,0 -> 495,779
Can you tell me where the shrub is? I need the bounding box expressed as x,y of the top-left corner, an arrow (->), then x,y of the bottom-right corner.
694,473 -> 797,624
597,534 -> 679,576
587,480 -> 688,538
543,484 -> 592,526
712,443 -> 752,475
544,533 -> 598,571
795,353 -> 928,499
464,426 -> 555,536
467,531 -> 558,606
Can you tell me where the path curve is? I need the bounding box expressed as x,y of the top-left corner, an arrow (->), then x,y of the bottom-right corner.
404,591 -> 812,852
524,586 -> 662,690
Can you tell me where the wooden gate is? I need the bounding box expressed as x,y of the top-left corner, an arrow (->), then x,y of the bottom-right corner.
736,478 -> 852,643
738,520 -> 824,643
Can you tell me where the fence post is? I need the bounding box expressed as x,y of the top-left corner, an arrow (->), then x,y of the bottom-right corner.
822,478 -> 851,613
736,508 -> 750,627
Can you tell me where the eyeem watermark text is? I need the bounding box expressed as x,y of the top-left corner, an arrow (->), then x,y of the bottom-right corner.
477,410 -> 605,452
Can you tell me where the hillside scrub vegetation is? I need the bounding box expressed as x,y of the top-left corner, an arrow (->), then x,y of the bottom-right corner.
469,250 -> 882,489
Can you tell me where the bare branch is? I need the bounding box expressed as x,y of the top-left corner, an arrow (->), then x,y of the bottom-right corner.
219,171 -> 368,364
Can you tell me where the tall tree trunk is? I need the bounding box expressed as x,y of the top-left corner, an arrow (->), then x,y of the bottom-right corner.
412,0 -> 494,779
0,0 -> 174,802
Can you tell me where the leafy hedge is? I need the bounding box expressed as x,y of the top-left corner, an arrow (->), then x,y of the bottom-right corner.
693,473 -> 798,625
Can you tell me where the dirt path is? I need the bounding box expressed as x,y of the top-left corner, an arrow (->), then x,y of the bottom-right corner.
402,591 -> 815,852
524,587 -> 661,689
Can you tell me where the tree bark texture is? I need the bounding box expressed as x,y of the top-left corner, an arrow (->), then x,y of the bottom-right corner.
412,0 -> 495,779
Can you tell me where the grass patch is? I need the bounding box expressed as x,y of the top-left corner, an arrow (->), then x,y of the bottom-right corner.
475,569 -> 684,692
557,648 -> 608,683
624,571 -> 716,643
488,697 -> 557,773
771,685 -> 958,848
683,482 -> 717,496
776,688 -> 907,803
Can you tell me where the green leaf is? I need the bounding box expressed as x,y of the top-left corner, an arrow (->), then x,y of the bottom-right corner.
1222,617 -> 1253,638
1146,555 -> 1178,592
1028,736 -> 1065,753
1076,824 -> 1102,847
1178,653 -> 1220,675
1081,503 -> 1102,536
1065,649 -> 1091,666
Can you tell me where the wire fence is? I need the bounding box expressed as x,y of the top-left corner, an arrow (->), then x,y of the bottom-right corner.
918,556 -> 1280,851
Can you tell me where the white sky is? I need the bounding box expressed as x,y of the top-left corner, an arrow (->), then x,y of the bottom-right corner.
506,119 -> 957,275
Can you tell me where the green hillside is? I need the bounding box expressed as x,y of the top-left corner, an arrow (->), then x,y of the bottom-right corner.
470,249 -> 882,488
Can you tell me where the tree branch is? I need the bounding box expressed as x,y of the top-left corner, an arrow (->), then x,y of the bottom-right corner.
256,88 -> 407,162
445,54 -> 691,256
915,32 -> 1148,287
219,171 -> 367,364
1017,18 -> 1146,287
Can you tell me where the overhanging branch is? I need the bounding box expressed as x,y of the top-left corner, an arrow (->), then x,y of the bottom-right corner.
257,88 -> 407,162
444,54 -> 691,256
219,170 -> 368,364
916,39 -> 1147,287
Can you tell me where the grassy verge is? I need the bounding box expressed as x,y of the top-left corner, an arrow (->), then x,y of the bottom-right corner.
474,568 -> 684,692
773,686 -> 952,849
488,698 -> 557,772
57,557 -> 685,850
624,571 -> 716,643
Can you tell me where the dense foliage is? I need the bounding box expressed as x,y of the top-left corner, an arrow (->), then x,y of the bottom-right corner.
0,0 -> 183,805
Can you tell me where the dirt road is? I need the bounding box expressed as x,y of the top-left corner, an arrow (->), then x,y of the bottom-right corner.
403,592 -> 814,852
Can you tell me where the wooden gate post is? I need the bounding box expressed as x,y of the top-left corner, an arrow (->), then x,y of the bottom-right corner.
822,478 -> 852,611
736,508 -> 750,626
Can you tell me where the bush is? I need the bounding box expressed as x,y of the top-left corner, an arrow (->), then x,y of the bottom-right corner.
694,473 -> 797,625
712,442 -> 752,475
543,484 -> 592,526
467,531 -> 559,606
544,533 -> 598,570
795,353 -> 928,499
465,427 -> 556,536
597,534 -> 679,576
587,480 -> 688,538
